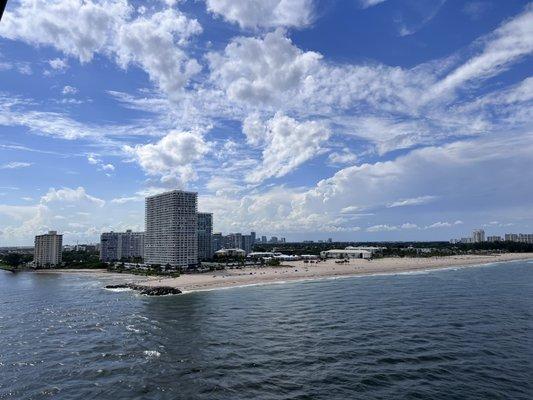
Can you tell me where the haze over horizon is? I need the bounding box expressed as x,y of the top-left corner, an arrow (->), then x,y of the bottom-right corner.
0,0 -> 532,246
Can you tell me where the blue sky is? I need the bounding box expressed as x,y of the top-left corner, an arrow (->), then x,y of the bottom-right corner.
0,0 -> 532,245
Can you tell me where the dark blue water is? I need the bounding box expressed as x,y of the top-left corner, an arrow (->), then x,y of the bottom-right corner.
1,261 -> 531,399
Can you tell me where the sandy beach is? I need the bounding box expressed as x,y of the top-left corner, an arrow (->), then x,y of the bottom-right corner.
31,253 -> 533,293
98,253 -> 532,293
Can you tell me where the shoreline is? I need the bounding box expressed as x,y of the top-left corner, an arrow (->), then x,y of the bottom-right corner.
31,253 -> 532,294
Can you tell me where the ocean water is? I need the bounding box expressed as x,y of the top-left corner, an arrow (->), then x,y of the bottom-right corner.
0,261 -> 531,399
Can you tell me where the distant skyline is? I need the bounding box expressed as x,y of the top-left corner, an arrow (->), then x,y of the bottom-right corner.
0,0 -> 532,245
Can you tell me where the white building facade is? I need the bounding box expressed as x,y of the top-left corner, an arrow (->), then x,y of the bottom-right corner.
145,190 -> 198,268
472,229 -> 485,243
34,231 -> 63,268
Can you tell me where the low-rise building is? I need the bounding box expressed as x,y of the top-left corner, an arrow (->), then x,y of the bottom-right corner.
214,248 -> 246,258
320,249 -> 372,259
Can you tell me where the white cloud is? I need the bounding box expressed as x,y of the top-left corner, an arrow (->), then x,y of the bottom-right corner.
328,148 -> 358,165
48,57 -> 69,71
359,0 -> 387,9
123,130 -> 210,186
114,9 -> 202,95
425,220 -> 463,229
0,0 -> 131,63
401,223 -> 418,230
0,161 -> 33,169
205,0 -> 315,29
387,195 -> 437,208
41,187 -> 105,208
86,154 -> 115,173
208,28 -> 322,104
427,5 -> 533,101
0,186 -> 146,245
62,85 -> 78,95
367,224 -> 398,232
0,1 -> 202,94
246,113 -> 331,183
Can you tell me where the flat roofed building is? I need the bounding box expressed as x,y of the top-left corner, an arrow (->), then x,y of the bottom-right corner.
320,249 -> 372,259
472,229 -> 485,243
198,212 -> 213,261
145,190 -> 198,268
34,231 -> 63,268
100,230 -> 144,262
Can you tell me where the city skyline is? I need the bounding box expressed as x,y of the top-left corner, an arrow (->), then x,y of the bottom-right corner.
1,0 -> 532,245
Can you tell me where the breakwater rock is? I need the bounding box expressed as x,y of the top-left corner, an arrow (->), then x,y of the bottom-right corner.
105,283 -> 181,296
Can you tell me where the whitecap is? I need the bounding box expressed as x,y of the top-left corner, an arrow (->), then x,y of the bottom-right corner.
104,287 -> 133,293
126,325 -> 140,333
143,350 -> 161,359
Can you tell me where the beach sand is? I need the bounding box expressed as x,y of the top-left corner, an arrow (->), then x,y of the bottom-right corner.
33,253 -> 533,293
138,253 -> 533,293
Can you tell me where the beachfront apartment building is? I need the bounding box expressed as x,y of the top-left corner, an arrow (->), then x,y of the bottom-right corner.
100,230 -> 144,262
198,212 -> 213,261
145,190 -> 198,269
34,231 -> 63,268
472,229 -> 485,243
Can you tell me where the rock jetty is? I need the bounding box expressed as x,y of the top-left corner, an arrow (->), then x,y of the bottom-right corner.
105,283 -> 181,296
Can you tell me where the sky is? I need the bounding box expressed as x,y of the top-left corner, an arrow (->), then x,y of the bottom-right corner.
0,0 -> 532,245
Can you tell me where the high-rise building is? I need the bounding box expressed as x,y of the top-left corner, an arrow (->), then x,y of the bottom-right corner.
198,212 -> 213,261
223,233 -> 243,249
518,233 -> 533,243
472,229 -> 485,243
242,234 -> 254,254
212,233 -> 223,253
270,236 -> 278,244
504,233 -> 518,242
145,190 -> 198,268
487,236 -> 502,242
261,236 -> 267,243
100,230 -> 144,262
34,231 -> 63,268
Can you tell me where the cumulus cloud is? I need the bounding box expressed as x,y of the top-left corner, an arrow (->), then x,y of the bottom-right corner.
0,1 -> 202,94
87,154 -> 115,173
205,0 -> 315,29
41,186 -> 105,207
123,130 -> 210,186
114,9 -> 202,94
246,113 -> 331,183
0,187 -> 146,245
208,28 -> 321,104
0,0 -> 130,63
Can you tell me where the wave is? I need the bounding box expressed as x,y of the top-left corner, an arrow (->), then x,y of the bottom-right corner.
143,350 -> 161,359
